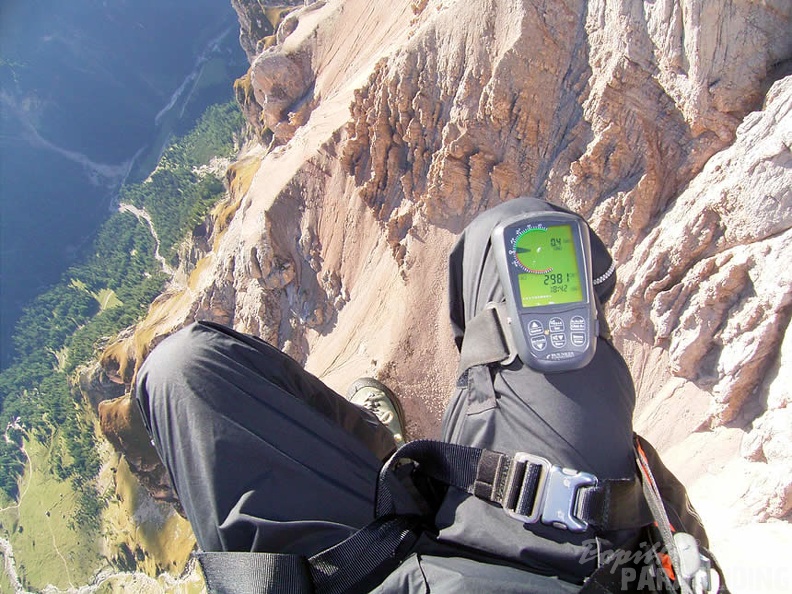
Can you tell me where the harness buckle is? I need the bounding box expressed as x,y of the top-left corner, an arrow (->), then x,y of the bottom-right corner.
503,453 -> 550,524
541,466 -> 598,532
504,453 -> 597,532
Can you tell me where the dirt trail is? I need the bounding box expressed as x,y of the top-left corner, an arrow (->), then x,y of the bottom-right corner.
118,203 -> 175,277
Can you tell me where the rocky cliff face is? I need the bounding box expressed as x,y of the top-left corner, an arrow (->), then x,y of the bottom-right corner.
96,0 -> 791,589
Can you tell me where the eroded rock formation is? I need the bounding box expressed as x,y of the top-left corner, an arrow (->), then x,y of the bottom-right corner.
98,393 -> 181,510
94,0 -> 791,587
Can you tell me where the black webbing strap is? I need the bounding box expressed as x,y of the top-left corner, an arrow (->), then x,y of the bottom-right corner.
456,302 -> 516,376
309,514 -> 420,594
196,441 -> 650,593
457,299 -> 617,378
576,475 -> 652,530
196,515 -> 421,594
197,551 -> 311,594
377,439 -> 651,532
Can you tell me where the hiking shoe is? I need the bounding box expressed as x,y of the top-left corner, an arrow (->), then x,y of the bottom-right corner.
347,377 -> 407,447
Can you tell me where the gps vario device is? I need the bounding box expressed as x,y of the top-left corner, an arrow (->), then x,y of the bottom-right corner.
491,212 -> 598,372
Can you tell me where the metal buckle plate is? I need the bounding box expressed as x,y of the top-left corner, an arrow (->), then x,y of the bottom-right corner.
504,452 -> 597,533
540,466 -> 597,532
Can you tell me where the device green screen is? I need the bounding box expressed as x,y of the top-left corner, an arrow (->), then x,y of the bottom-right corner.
514,224 -> 584,307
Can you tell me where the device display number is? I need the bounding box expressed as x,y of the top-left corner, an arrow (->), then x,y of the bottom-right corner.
543,273 -> 575,285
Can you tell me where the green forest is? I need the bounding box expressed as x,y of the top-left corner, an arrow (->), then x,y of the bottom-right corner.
0,101 -> 244,521
120,102 -> 244,265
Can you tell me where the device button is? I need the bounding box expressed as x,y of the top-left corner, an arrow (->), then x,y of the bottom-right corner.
550,333 -> 566,348
549,317 -> 565,333
570,316 -> 586,332
527,320 -> 544,336
531,335 -> 548,351
571,332 -> 586,347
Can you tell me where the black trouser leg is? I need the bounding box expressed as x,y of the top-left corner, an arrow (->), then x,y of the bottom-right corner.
438,198 -> 640,582
135,321 -> 401,555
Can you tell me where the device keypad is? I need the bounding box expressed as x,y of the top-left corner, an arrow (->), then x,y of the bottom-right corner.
523,313 -> 590,361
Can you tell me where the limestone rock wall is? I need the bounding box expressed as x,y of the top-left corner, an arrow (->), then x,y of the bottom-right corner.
614,76 -> 792,519
96,0 -> 792,589
230,0 -> 305,61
